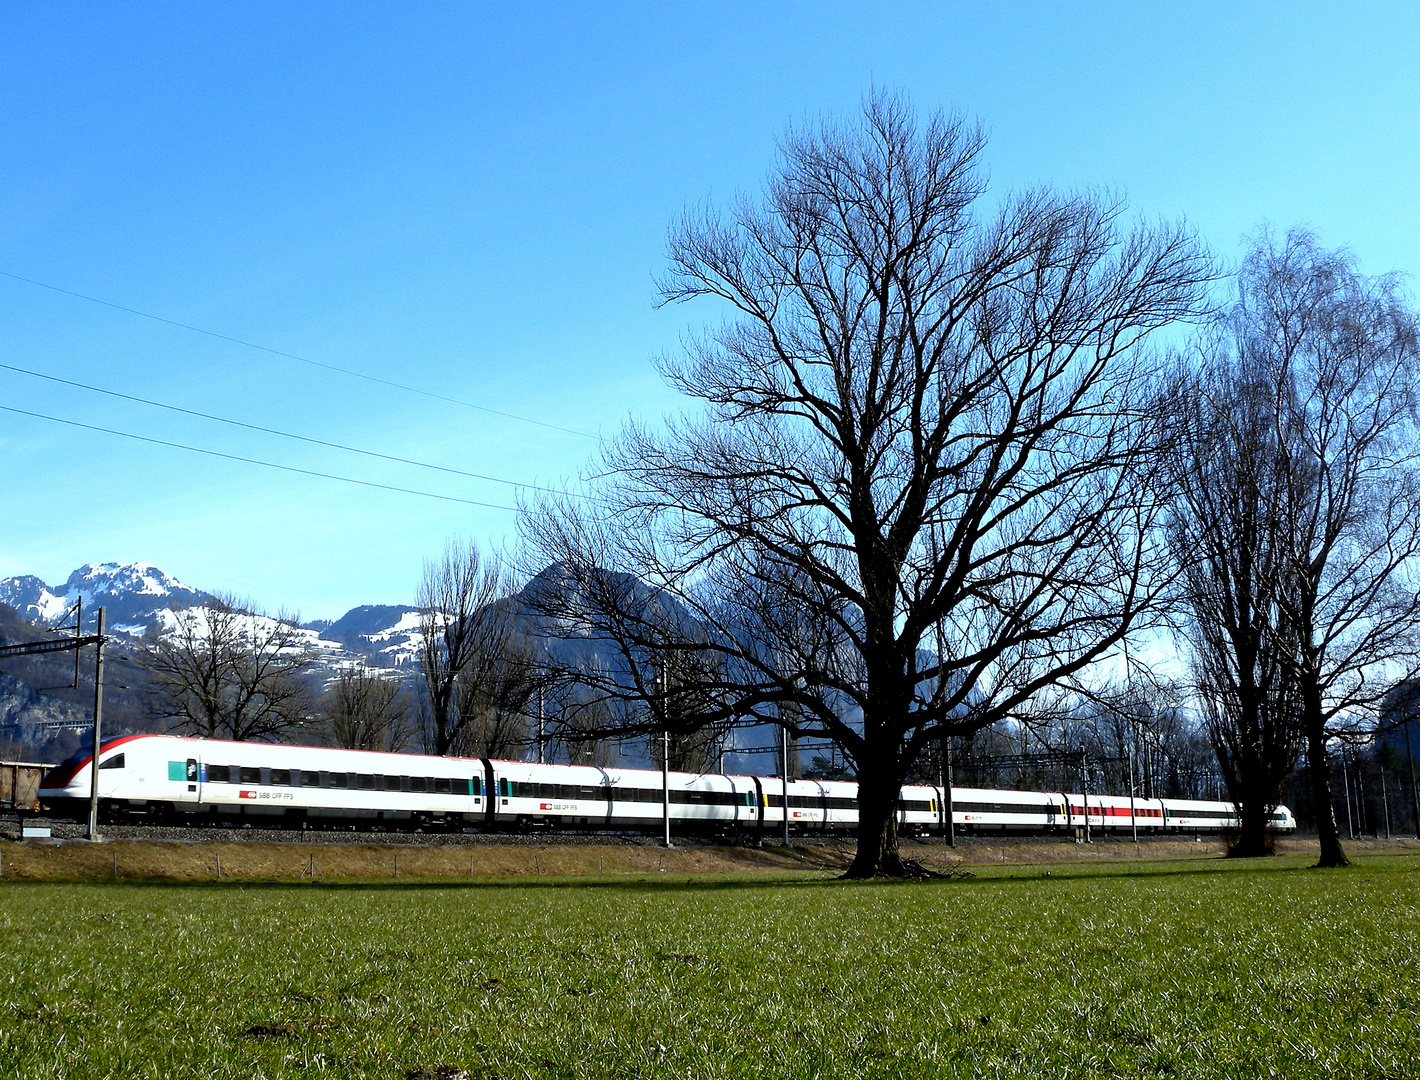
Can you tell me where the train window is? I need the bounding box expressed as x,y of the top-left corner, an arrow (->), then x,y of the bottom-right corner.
357,774 -> 375,790
301,771 -> 321,788
433,777 -> 451,795
240,768 -> 262,785
385,775 -> 404,791
409,777 -> 427,792
270,769 -> 292,786
207,765 -> 230,783
101,754 -> 126,770
329,773 -> 349,789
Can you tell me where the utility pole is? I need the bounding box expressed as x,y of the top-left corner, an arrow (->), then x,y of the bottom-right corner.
1128,741 -> 1138,843
1341,749 -> 1355,839
659,662 -> 672,848
932,609 -> 953,847
73,596 -> 83,688
536,686 -> 544,765
1406,719 -> 1420,840
1355,753 -> 1368,837
1081,755 -> 1092,844
942,735 -> 955,847
781,723 -> 791,847
1381,763 -> 1391,840
662,727 -> 671,849
86,607 -> 106,842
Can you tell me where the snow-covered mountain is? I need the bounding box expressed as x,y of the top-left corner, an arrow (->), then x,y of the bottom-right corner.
0,562 -> 215,635
309,604 -> 424,666
0,562 -> 422,663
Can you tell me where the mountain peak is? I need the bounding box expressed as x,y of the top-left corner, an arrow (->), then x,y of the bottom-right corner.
64,562 -> 198,599
0,561 -> 213,634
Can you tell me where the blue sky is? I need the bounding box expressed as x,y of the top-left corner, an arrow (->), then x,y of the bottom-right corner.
2,2 -> 1417,619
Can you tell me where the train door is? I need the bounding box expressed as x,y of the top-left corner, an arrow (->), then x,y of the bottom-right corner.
166,757 -> 199,800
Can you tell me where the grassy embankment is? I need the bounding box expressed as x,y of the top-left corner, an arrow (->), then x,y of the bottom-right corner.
2,851 -> 1418,1078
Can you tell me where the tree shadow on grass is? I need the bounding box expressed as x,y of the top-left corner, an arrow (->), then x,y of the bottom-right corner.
33,854 -> 1360,894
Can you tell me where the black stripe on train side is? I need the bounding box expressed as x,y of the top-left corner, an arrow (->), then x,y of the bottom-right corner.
481,759 -> 497,827
600,768 -> 615,828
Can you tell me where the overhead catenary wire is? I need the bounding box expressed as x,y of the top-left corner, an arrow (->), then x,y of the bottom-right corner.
0,360 -> 574,497
0,404 -> 519,511
0,268 -> 600,441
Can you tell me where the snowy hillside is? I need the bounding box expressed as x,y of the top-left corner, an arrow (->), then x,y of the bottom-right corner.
311,604 -> 424,666
149,606 -> 349,660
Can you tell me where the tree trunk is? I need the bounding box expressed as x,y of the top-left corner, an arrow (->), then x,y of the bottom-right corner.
1303,688 -> 1349,868
1228,795 -> 1273,858
845,742 -> 908,879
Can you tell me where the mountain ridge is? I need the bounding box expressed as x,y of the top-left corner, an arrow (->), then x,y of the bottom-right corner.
0,563 -> 421,658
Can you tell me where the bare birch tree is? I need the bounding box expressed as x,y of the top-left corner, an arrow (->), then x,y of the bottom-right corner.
1242,230 -> 1420,868
416,540 -> 511,756
523,91 -> 1210,877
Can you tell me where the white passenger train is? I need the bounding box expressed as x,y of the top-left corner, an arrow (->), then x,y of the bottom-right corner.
39,734 -> 1297,835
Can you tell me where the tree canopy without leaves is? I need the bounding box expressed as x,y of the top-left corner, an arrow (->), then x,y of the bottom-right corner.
417,540 -> 544,758
142,597 -> 318,742
1170,342 -> 1304,857
1232,230 -> 1420,868
319,667 -> 414,752
524,92 -> 1211,877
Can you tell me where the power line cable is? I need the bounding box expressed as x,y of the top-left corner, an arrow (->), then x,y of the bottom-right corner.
0,404 -> 519,511
0,360 -> 574,496
0,268 -> 599,440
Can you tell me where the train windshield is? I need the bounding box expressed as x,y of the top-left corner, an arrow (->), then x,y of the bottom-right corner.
41,748 -> 92,788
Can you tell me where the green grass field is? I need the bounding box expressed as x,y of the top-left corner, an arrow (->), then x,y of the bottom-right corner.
2,853 -> 1418,1079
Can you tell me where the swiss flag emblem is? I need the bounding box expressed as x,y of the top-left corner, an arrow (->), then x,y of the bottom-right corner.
539,802 -> 553,810
238,790 -> 257,800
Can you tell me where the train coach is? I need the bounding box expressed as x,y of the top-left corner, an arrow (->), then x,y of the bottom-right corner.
38,734 -> 1296,836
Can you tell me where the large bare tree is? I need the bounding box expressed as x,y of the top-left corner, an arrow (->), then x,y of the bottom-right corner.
1169,346 -> 1305,856
1240,230 -> 1420,868
523,92 -> 1210,877
143,597 -> 318,741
